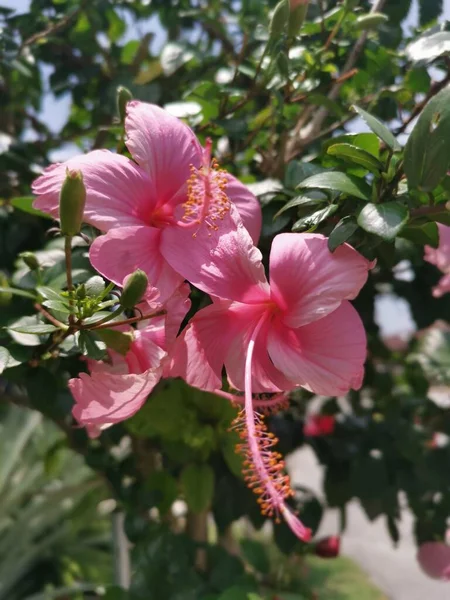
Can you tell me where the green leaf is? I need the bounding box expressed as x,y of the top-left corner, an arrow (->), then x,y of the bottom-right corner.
180,464 -> 215,513
0,286 -> 36,300
354,12 -> 389,30
327,143 -> 383,172
7,323 -> 59,335
399,222 -> 439,247
78,330 -> 106,360
240,539 -> 270,574
352,106 -> 402,152
218,587 -> 256,600
96,329 -> 133,356
284,161 -> 325,188
297,172 -> 372,201
292,204 -> 339,232
10,196 -> 53,219
357,202 -> 409,241
37,286 -> 66,302
274,194 -> 327,218
406,31 -> 450,63
404,85 -> 450,192
145,472 -> 178,515
0,347 -> 19,374
328,217 -> 359,252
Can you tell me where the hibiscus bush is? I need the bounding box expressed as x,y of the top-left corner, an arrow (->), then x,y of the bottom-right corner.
2,0 -> 450,596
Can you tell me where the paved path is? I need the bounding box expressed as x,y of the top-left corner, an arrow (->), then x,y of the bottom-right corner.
289,447 -> 450,600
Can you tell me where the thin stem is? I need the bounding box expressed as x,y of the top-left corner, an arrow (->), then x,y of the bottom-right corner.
64,236 -> 75,325
88,309 -> 166,331
34,303 -> 68,330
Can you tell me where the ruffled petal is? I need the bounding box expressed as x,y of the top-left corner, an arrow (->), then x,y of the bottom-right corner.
70,367 -> 162,433
267,302 -> 367,396
269,233 -> 373,328
32,150 -> 156,231
433,273 -> 450,298
161,206 -> 270,303
225,174 -> 262,244
89,225 -> 183,304
424,224 -> 450,273
169,301 -> 291,394
125,101 -> 202,207
417,542 -> 450,580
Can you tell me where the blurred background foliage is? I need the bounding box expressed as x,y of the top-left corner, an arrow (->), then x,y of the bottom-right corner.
1,0 -> 450,598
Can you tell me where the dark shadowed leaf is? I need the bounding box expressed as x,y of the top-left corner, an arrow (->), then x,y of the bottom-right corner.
328,217 -> 359,251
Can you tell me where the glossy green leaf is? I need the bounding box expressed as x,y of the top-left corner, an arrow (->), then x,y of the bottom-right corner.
0,286 -> 36,300
404,86 -> 450,191
292,204 -> 339,232
297,172 -> 372,201
327,143 -> 383,172
10,197 -> 53,219
352,106 -> 402,151
399,222 -> 439,247
357,202 -> 409,240
7,323 -> 59,335
274,194 -> 327,218
78,330 -> 106,360
406,31 -> 450,63
181,463 -> 215,513
328,217 -> 359,252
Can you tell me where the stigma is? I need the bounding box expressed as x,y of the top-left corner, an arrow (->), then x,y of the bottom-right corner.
179,139 -> 230,235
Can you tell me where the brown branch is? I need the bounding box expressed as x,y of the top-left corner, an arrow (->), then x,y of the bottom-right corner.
34,303 -> 68,329
285,0 -> 387,161
411,205 -> 449,219
395,73 -> 450,136
88,310 -> 166,331
19,0 -> 89,52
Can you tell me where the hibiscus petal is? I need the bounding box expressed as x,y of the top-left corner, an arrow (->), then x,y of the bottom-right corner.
417,542 -> 450,580
161,206 -> 270,303
90,225 -> 183,304
433,273 -> 450,298
70,368 -> 162,430
424,224 -> 450,272
269,233 -> 373,328
267,302 -> 367,396
32,150 -> 156,231
125,101 -> 202,206
225,174 -> 262,244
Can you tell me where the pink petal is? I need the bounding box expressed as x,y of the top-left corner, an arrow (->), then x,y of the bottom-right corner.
32,150 -> 156,231
269,233 -> 373,328
169,300 -> 291,393
161,206 -> 270,303
126,328 -> 166,374
424,224 -> 450,273
225,174 -> 262,244
125,101 -> 202,208
90,225 -> 183,304
70,368 -> 162,431
417,542 -> 450,580
433,273 -> 450,298
267,302 -> 367,396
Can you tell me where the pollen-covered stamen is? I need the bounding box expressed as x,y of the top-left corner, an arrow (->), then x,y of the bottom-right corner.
231,313 -> 312,542
179,138 -> 230,234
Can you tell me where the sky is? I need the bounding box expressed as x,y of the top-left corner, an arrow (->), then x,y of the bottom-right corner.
2,0 -> 449,338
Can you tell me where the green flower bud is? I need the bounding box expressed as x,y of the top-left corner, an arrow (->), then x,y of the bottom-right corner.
288,0 -> 309,38
120,269 -> 148,309
117,86 -> 133,123
19,252 -> 40,271
76,284 -> 86,300
355,13 -> 389,31
59,169 -> 86,237
269,0 -> 290,40
0,273 -> 12,306
96,329 -> 133,356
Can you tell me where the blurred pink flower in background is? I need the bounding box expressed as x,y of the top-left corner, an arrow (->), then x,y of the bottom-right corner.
314,535 -> 341,559
424,223 -> 450,298
417,540 -> 450,580
304,414 -> 336,437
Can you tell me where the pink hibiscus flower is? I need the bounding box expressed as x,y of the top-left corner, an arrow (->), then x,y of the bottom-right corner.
168,210 -> 373,540
70,283 -> 190,438
32,102 -> 261,303
424,223 -> 450,298
417,541 -> 450,580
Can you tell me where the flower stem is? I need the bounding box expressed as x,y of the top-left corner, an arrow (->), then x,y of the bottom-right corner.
64,235 -> 75,325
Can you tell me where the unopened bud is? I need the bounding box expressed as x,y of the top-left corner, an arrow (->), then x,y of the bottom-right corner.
269,0 -> 290,40
288,0 -> 309,37
96,329 -> 133,356
20,252 -> 40,271
314,536 -> 340,559
355,12 -> 388,31
120,269 -> 148,309
117,86 -> 133,123
59,169 -> 86,237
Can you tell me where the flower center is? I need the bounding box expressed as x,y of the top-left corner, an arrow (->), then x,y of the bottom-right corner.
178,138 -> 230,236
